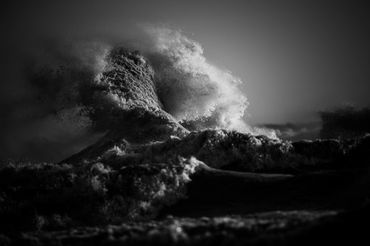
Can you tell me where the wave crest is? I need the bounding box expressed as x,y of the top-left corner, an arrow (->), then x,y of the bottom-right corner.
143,27 -> 249,131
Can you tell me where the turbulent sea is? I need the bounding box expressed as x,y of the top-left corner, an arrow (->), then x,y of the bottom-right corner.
1,27 -> 370,245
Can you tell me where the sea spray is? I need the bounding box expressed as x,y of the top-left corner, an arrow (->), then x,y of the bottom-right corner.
142,26 -> 249,131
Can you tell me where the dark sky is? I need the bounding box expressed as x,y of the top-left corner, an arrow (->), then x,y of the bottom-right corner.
2,0 -> 370,125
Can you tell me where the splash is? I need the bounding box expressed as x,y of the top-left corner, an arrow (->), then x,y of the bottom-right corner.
142,27 -> 249,131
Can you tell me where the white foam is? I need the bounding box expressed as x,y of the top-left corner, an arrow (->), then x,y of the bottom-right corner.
143,26 -> 249,131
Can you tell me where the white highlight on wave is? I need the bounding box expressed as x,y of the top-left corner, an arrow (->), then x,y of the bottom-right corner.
143,26 -> 249,132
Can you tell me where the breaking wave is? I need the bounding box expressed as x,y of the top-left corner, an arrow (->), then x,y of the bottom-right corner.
36,27 -> 250,133
1,26 -> 256,161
